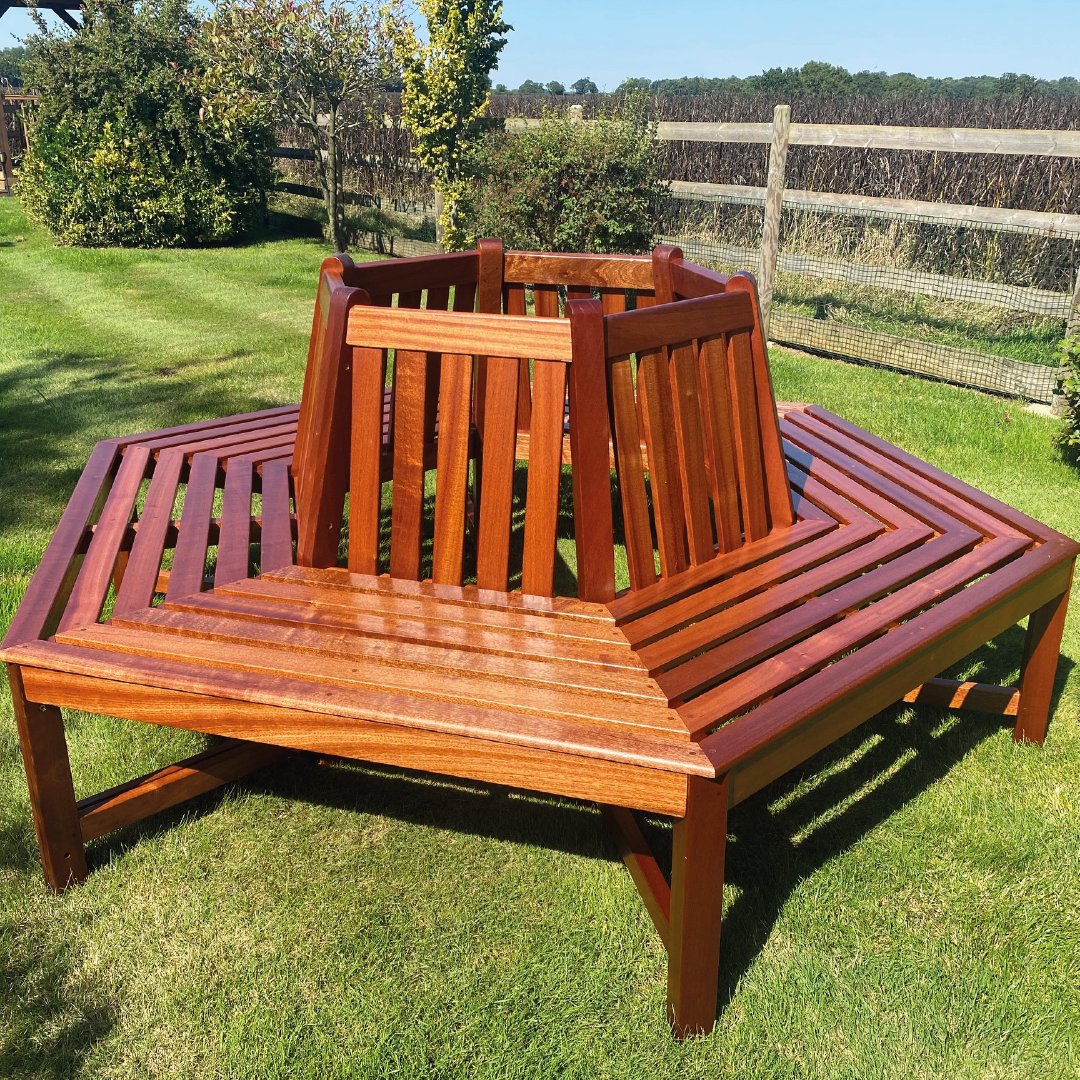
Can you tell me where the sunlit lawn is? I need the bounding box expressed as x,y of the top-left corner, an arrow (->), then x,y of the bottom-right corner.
1,198 -> 1078,1079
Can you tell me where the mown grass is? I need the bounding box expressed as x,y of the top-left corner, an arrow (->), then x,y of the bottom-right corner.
1,197 -> 1078,1079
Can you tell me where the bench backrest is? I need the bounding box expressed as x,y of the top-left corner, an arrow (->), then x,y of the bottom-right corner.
292,241 -> 792,602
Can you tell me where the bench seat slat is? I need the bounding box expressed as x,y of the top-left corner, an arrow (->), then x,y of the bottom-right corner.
56,444 -> 152,634
680,534 -> 1030,735
165,453 -> 220,601
113,448 -> 186,616
210,576 -> 631,647
70,618 -> 681,735
166,588 -> 645,671
258,459 -> 294,573
111,604 -> 664,699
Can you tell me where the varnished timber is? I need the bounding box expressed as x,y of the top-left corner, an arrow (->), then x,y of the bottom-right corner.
3,242 -> 1077,1041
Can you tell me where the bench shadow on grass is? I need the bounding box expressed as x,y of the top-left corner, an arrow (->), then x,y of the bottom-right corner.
0,347 -> 282,534
0,917 -> 115,1080
65,620 -> 1073,1035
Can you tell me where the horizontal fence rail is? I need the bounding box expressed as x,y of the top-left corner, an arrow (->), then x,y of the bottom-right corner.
506,117 -> 1080,157
670,181 -> 1080,239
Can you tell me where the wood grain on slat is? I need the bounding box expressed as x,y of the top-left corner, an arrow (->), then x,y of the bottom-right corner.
567,299 -> 615,602
389,347 -> 428,579
697,336 -> 742,551
431,353 -> 474,585
117,603 -> 662,700
475,354 -> 520,591
604,290 -> 754,357
609,354 -> 656,589
682,534 -> 1028,736
268,563 -> 612,621
214,459 -> 254,587
56,445 -> 152,634
347,306 -> 573,362
59,621 -> 683,735
258,459 -> 294,572
609,514 -> 835,624
18,662 -> 698,816
218,575 -> 628,644
347,346 -> 387,575
522,359 -> 567,596
504,250 -> 654,290
668,336 -> 715,564
166,453 -> 223,601
112,450 -> 185,615
726,330 -> 769,540
118,405 -> 298,451
727,273 -> 795,529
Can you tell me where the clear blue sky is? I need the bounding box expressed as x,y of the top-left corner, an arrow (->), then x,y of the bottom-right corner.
3,0 -> 1077,87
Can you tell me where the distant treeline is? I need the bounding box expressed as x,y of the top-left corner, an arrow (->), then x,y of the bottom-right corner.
497,61 -> 1080,101
0,45 -> 27,86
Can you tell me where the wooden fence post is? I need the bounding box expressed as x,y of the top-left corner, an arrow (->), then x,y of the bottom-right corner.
0,91 -> 15,197
758,104 -> 791,338
1068,267 -> 1080,338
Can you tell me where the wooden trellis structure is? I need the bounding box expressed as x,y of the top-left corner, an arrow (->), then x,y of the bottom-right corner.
0,1 -> 81,31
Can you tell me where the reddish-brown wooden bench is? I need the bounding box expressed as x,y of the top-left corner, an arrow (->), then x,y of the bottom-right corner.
3,242 -> 1076,1037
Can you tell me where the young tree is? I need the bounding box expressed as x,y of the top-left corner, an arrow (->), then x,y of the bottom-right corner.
204,0 -> 401,251
570,77 -> 597,95
394,0 -> 509,250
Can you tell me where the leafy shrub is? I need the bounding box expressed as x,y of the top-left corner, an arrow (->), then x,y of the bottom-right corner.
1058,335 -> 1080,458
463,96 -> 669,253
19,0 -> 274,247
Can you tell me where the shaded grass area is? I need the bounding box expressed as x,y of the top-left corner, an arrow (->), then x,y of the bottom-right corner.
1,198 -> 1078,1079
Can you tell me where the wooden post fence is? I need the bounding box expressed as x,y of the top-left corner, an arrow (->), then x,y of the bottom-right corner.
758,105 -> 790,338
0,91 -> 15,196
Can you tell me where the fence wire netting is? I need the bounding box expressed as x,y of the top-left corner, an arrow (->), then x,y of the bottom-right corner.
663,189 -> 1078,403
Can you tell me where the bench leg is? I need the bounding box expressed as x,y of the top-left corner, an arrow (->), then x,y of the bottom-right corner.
1014,585 -> 1072,745
7,666 -> 88,892
667,774 -> 728,1038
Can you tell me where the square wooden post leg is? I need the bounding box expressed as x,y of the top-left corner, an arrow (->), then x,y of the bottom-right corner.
7,666 -> 88,892
1014,582 -> 1073,745
667,773 -> 728,1038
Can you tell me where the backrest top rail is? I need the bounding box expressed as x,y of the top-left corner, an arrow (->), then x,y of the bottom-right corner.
346,306 -> 575,361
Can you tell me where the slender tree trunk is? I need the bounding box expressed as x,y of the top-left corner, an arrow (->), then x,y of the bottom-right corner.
326,105 -> 345,252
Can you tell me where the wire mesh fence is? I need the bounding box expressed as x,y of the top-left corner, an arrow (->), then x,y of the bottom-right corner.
663,188 -> 1077,403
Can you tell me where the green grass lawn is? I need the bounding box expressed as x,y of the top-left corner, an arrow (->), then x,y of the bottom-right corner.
1,198 -> 1078,1080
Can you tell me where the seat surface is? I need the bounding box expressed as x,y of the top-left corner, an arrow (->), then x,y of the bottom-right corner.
4,402 -> 1077,785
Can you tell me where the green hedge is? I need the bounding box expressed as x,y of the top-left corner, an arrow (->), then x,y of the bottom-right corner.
18,0 -> 273,247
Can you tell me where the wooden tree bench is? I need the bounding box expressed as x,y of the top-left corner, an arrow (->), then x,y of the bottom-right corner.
3,241 -> 1076,1037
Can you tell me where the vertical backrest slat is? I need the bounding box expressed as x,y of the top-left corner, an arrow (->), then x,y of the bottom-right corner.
697,335 -> 742,552
609,353 -> 656,589
728,272 -> 795,530
348,345 -> 387,574
667,338 -> 715,564
474,239 -> 506,438
521,358 -> 567,596
567,300 -> 616,603
726,329 -> 770,541
388,347 -> 428,578
637,344 -> 688,576
474,354 -> 520,591
430,353 -> 475,585
504,284 -> 532,428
